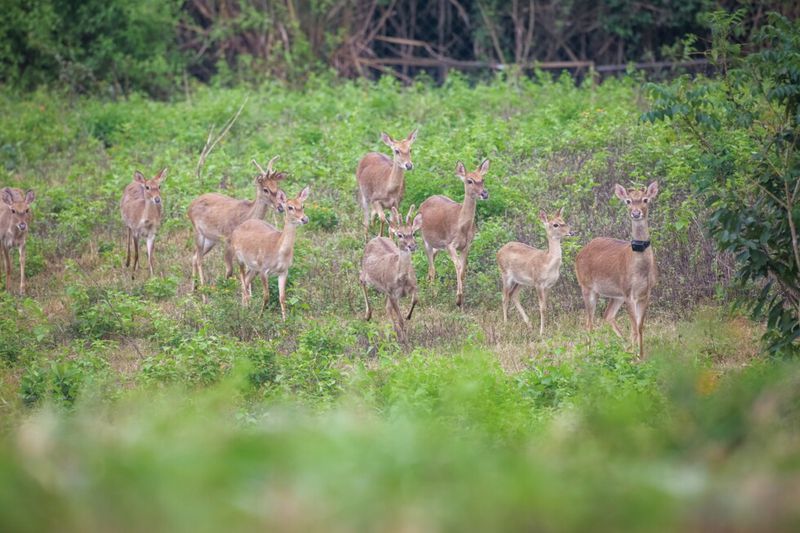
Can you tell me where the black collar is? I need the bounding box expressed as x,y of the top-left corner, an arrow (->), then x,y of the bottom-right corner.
631,240 -> 651,252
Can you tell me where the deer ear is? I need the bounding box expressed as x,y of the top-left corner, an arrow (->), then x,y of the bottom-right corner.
455,161 -> 467,179
646,181 -> 659,199
411,213 -> 423,233
25,190 -> 35,204
1,188 -> 13,206
298,186 -> 310,202
390,206 -> 401,226
272,172 -> 287,182
478,158 -> 490,175
557,206 -> 565,218
134,171 -> 146,184
276,190 -> 288,205
539,210 -> 548,223
406,128 -> 418,143
380,132 -> 393,146
154,167 -> 167,184
614,184 -> 628,201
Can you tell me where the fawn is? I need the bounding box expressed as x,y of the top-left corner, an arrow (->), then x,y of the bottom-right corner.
575,182 -> 659,358
359,205 -> 422,343
188,156 -> 286,291
0,187 -> 35,294
120,168 -> 166,278
497,208 -> 575,335
227,186 -> 310,321
356,129 -> 417,238
419,159 -> 490,307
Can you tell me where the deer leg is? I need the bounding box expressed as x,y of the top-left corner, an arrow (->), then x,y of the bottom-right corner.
131,235 -> 140,279
1,246 -> 10,291
362,205 -> 371,241
360,280 -> 372,321
424,242 -> 438,283
603,298 -> 625,338
18,243 -> 26,295
510,284 -> 531,327
278,273 -> 288,322
125,227 -> 131,268
457,248 -> 469,307
388,296 -> 406,343
636,296 -> 650,359
501,275 -> 512,323
537,286 -> 548,336
624,298 -> 640,351
375,204 -> 387,237
405,288 -> 418,320
581,286 -> 597,331
146,235 -> 156,277
258,273 -> 270,317
224,245 -> 235,278
446,245 -> 463,307
242,268 -> 257,306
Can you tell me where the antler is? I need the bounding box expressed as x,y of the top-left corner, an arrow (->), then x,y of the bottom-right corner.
405,204 -> 416,225
251,159 -> 266,175
252,155 -> 280,175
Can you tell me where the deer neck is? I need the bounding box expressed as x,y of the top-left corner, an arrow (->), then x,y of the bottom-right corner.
277,220 -> 298,260
246,196 -> 270,221
457,191 -> 477,231
631,219 -> 651,242
389,160 -> 405,189
544,236 -> 563,269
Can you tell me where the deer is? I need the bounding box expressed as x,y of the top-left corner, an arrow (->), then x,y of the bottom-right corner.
575,182 -> 659,359
359,205 -> 422,343
187,156 -> 286,292
497,208 -> 575,335
120,168 -> 167,279
419,159 -> 490,307
356,129 -> 417,239
227,186 -> 310,321
0,187 -> 35,294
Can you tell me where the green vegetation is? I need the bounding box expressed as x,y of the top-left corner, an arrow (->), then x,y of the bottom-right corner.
1,16 -> 799,528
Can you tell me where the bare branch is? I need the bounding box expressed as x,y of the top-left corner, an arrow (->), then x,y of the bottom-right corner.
196,98 -> 248,180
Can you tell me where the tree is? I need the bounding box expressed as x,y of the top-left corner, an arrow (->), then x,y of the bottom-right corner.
644,10 -> 800,356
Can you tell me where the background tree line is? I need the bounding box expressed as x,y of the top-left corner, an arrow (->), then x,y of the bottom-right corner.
1,0 -> 798,98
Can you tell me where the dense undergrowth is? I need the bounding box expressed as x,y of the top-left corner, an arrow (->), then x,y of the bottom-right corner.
1,74 -> 797,531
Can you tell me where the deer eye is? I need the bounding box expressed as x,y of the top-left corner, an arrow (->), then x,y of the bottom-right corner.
145,185 -> 150,190
552,223 -> 559,228
288,205 -> 294,211
626,199 -> 632,204
10,209 -> 15,214
394,149 -> 400,155
643,198 -> 648,203
467,179 -> 474,185
25,209 -> 29,214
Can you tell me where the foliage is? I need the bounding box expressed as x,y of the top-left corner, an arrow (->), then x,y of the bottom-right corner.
644,11 -> 800,355
2,1 -> 796,96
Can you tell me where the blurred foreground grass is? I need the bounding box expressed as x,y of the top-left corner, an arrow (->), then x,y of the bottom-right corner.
2,311 -> 799,532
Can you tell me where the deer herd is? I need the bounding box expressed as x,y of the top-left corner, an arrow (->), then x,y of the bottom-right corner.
0,130 -> 661,358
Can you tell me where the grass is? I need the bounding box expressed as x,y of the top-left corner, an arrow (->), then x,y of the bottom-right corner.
0,73 -> 795,531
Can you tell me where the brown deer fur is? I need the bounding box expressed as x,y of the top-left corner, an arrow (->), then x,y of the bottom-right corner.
497,208 -> 574,335
359,205 -> 422,343
120,168 -> 166,279
356,129 -> 417,238
0,187 -> 35,294
419,159 -> 490,307
575,182 -> 659,358
228,186 -> 310,321
188,157 -> 286,291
